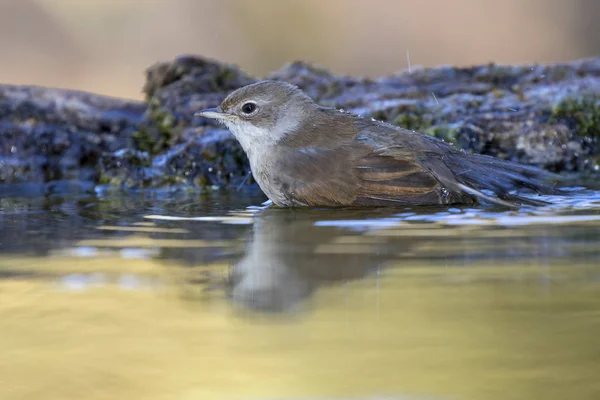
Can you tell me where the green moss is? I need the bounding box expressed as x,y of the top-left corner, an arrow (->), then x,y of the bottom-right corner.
425,124 -> 460,144
550,95 -> 600,139
133,97 -> 181,155
97,174 -> 111,185
370,104 -> 434,132
510,84 -> 526,102
127,152 -> 151,168
213,66 -> 238,89
98,175 -> 124,187
465,99 -> 483,109
132,128 -> 152,153
193,173 -> 210,187
392,113 -> 432,131
479,63 -> 515,86
492,89 -> 505,99
156,175 -> 187,187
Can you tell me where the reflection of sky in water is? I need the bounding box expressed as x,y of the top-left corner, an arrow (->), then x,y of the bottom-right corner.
59,273 -> 159,291
60,273 -> 106,291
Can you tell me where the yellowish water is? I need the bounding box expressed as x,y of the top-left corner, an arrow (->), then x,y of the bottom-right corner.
1,256 -> 599,400
1,190 -> 600,400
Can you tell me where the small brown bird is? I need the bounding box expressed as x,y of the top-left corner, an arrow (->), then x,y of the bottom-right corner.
196,80 -> 558,208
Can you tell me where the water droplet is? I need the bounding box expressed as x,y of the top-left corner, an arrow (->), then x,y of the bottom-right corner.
10,146 -> 16,153
208,167 -> 213,172
594,165 -> 599,171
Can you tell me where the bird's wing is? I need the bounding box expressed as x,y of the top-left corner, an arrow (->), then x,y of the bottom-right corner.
354,119 -> 559,207
346,119 -> 471,206
277,117 -> 475,207
351,145 -> 474,206
271,147 -> 362,207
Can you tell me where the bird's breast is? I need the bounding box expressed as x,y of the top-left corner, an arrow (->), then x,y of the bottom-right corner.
246,150 -> 296,207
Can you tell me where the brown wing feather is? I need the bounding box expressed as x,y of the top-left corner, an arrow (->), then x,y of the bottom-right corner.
271,147 -> 360,206
352,150 -> 458,206
278,146 -> 460,207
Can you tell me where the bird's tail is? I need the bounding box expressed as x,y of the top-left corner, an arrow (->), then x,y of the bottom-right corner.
444,152 -> 563,207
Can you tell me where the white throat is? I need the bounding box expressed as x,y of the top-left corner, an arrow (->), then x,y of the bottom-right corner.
224,121 -> 274,157
223,116 -> 300,166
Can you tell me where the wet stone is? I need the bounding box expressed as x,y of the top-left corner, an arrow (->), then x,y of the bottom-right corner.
1,55 -> 600,195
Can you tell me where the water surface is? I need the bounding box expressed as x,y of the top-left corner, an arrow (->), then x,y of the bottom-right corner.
1,185 -> 600,400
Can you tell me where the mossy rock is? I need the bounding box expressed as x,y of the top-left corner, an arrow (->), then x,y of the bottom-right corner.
550,95 -> 600,140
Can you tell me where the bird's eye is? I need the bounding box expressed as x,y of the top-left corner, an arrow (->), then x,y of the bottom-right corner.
241,102 -> 257,114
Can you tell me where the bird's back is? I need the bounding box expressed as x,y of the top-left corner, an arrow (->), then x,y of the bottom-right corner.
267,107 -> 559,207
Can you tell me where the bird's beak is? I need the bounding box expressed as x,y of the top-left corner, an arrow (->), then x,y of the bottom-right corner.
195,107 -> 228,120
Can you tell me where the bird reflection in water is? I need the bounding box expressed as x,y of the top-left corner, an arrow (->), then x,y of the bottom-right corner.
223,207 -> 425,313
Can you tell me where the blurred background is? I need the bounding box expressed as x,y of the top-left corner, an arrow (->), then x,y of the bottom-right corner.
1,0 -> 599,100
